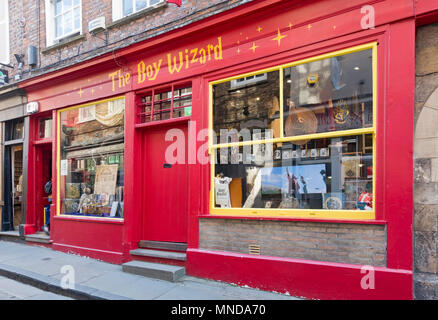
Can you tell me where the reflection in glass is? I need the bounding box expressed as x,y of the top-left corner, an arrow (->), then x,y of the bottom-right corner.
283,49 -> 373,137
214,134 -> 373,211
59,99 -> 125,218
213,71 -> 280,144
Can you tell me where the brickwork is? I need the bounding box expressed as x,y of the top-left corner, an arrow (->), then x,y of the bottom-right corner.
199,218 -> 387,267
5,0 -> 252,85
414,22 -> 438,300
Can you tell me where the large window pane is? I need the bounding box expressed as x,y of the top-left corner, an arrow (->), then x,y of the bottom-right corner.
214,134 -> 373,211
59,98 -> 125,218
213,71 -> 280,144
135,0 -> 147,11
123,0 -> 133,16
283,49 -> 373,136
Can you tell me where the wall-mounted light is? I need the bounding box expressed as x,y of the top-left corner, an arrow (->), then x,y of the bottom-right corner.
14,54 -> 25,70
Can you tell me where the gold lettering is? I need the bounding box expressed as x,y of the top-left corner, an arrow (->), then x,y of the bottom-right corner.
150,59 -> 162,81
167,52 -> 184,74
109,70 -> 118,92
190,48 -> 199,63
214,37 -> 223,60
199,49 -> 207,64
137,61 -> 146,84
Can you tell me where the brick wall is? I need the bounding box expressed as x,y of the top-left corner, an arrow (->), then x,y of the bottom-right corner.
414,22 -> 438,300
199,218 -> 387,267
5,0 -> 252,85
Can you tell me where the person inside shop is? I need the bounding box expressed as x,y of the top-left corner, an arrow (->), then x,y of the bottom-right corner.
43,179 -> 52,235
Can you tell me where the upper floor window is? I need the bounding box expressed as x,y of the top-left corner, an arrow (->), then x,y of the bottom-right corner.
0,0 -> 9,64
45,0 -> 82,46
112,0 -> 164,21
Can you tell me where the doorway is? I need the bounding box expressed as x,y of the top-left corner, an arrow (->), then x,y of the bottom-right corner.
11,145 -> 23,230
142,122 -> 189,243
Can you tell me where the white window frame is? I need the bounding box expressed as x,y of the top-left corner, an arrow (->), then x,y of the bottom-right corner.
112,0 -> 164,21
45,0 -> 82,47
0,0 -> 10,64
77,105 -> 96,123
230,73 -> 268,89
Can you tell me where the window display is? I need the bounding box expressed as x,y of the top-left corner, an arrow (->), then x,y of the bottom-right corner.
58,97 -> 125,218
214,135 -> 373,211
210,44 -> 376,218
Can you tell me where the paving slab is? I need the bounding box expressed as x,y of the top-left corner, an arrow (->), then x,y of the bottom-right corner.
0,241 -> 299,300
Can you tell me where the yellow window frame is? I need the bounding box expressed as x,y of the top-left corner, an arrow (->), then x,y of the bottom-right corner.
208,42 -> 378,220
56,96 -> 126,221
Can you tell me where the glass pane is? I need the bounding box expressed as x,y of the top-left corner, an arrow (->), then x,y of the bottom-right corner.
123,0 -> 133,16
39,118 -> 53,139
73,0 -> 80,6
149,0 -> 160,5
59,99 -> 125,218
73,7 -> 80,30
213,71 -> 279,144
64,0 -> 72,11
64,10 -> 73,35
55,0 -> 63,15
135,0 -> 147,11
55,15 -> 63,37
213,134 -> 373,211
283,49 -> 373,137
12,120 -> 24,140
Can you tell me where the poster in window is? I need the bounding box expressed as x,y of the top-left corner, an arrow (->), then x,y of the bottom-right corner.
94,164 -> 119,199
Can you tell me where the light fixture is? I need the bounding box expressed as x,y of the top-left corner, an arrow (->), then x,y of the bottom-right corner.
354,67 -> 360,71
287,79 -> 292,83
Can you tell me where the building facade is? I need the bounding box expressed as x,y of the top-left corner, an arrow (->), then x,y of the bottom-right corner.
0,0 -> 438,300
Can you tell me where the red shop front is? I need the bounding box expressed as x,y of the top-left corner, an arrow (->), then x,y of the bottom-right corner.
18,0 -> 438,300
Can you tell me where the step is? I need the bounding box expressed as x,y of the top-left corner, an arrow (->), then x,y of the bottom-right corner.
139,240 -> 187,252
0,231 -> 24,243
25,233 -> 51,244
130,248 -> 186,261
122,260 -> 185,282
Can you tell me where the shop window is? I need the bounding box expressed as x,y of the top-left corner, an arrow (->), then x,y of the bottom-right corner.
137,85 -> 192,124
58,97 -> 125,218
210,44 -> 376,219
5,119 -> 24,141
39,118 -> 53,139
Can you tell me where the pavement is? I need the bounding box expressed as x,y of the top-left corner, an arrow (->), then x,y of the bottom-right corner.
0,275 -> 72,300
0,241 -> 299,300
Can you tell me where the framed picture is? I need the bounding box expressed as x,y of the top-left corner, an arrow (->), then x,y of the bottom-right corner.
323,193 -> 345,210
310,148 -> 318,158
320,148 -> 330,157
292,150 -> 299,159
283,150 -> 292,160
342,153 -> 362,182
274,149 -> 282,160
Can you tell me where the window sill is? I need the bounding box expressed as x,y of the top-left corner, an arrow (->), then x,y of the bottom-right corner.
54,214 -> 124,225
108,1 -> 168,30
42,34 -> 86,55
200,214 -> 387,225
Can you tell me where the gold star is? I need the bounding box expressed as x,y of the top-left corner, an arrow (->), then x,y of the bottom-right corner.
288,22 -> 293,30
237,40 -> 240,45
78,88 -> 83,97
333,25 -> 337,30
307,24 -> 312,30
257,26 -> 263,33
91,88 -> 95,94
237,48 -> 241,54
272,28 -> 287,46
250,42 -> 259,53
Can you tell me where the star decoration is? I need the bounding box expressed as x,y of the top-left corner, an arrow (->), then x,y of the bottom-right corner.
250,42 -> 259,53
272,28 -> 287,46
307,24 -> 312,30
288,22 -> 293,30
257,26 -> 263,33
237,48 -> 241,54
78,88 -> 83,97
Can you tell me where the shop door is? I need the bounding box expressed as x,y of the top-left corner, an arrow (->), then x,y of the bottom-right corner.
11,145 -> 23,230
142,123 -> 188,243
